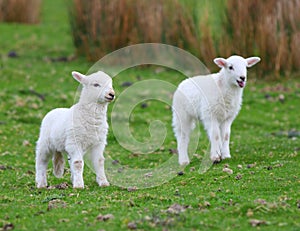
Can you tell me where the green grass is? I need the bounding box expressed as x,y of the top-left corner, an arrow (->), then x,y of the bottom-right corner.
0,0 -> 300,230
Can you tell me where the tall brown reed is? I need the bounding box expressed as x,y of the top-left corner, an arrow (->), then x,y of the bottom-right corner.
0,0 -> 41,24
69,0 -> 300,77
69,0 -> 200,61
220,0 -> 300,77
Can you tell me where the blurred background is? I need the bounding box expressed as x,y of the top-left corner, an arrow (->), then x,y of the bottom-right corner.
1,0 -> 299,78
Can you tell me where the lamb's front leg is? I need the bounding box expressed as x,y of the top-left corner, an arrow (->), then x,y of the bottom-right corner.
220,120 -> 233,160
206,120 -> 223,163
91,144 -> 109,187
67,146 -> 84,188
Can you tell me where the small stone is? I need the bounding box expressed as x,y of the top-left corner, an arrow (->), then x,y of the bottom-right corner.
97,214 -> 114,221
127,186 -> 138,192
223,167 -> 233,174
235,174 -> 242,180
8,51 -> 18,58
47,199 -> 67,211
190,167 -> 195,172
2,223 -> 14,231
247,163 -> 256,168
203,201 -> 211,207
144,172 -> 153,177
177,171 -> 184,176
246,209 -> 254,217
141,102 -> 148,108
249,219 -> 267,227
166,204 -> 187,214
127,222 -> 137,229
267,166 -> 273,170
237,164 -> 243,169
278,94 -> 285,103
112,160 -> 119,165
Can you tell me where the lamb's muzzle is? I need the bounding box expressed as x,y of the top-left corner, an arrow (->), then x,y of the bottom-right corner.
105,89 -> 115,101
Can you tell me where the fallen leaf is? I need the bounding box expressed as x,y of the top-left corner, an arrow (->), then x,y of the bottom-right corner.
144,172 -> 153,178
2,223 -> 14,231
97,214 -> 114,221
246,209 -> 254,217
166,204 -> 187,214
47,199 -> 67,211
127,186 -> 138,192
223,167 -> 233,174
127,222 -> 137,230
249,219 -> 268,227
235,174 -> 242,180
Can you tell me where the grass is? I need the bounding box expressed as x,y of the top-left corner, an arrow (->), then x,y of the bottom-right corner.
0,0 -> 300,230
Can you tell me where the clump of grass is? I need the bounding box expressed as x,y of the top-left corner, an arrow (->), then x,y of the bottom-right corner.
69,0 -> 200,61
0,0 -> 41,24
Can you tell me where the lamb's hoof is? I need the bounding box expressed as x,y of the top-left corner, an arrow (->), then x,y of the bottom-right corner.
99,181 -> 110,187
221,153 -> 231,160
179,161 -> 190,166
36,183 -> 47,189
73,183 -> 84,189
179,158 -> 190,166
211,156 -> 221,164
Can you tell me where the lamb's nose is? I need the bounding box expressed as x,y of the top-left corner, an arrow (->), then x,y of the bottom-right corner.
240,76 -> 246,81
108,90 -> 115,99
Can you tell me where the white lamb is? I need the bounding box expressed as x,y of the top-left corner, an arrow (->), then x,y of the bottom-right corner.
35,71 -> 115,188
172,55 -> 260,165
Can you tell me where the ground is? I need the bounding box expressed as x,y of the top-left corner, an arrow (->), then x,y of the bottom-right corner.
0,0 -> 299,230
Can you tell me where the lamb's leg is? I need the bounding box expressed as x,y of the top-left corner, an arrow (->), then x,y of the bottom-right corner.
90,144 -> 109,187
173,113 -> 194,165
52,151 -> 65,178
35,144 -> 51,188
205,120 -> 223,163
67,147 -> 84,188
220,120 -> 232,159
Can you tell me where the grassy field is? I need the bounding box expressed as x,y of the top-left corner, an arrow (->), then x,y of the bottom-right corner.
0,0 -> 300,230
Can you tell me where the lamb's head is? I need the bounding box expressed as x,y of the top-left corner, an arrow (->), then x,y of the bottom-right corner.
72,71 -> 115,104
214,55 -> 261,88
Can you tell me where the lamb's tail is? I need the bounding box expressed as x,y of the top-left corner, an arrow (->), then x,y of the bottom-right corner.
52,152 -> 65,178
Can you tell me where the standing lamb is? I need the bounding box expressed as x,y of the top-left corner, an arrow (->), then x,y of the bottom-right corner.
35,71 -> 115,188
172,55 -> 260,165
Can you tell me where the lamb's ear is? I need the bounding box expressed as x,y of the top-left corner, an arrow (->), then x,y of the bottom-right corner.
246,57 -> 261,67
214,58 -> 227,68
72,71 -> 86,84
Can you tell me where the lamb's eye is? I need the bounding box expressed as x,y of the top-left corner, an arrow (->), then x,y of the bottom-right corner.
229,66 -> 234,70
93,83 -> 100,87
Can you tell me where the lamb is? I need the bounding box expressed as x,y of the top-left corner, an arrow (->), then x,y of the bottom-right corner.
172,55 -> 260,165
35,71 -> 115,188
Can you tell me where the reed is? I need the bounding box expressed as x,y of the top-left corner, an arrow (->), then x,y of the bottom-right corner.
69,0 -> 300,77
69,0 -> 199,61
0,0 -> 41,24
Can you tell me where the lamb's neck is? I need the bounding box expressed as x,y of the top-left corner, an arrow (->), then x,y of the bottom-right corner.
75,102 -> 107,122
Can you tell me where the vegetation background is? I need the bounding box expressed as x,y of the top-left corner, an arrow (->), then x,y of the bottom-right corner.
0,0 -> 299,230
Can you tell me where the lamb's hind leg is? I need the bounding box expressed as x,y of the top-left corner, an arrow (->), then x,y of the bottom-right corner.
35,143 -> 51,188
52,151 -> 65,178
90,144 -> 109,187
173,113 -> 194,165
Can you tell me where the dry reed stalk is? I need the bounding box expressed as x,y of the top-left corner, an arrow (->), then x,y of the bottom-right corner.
0,0 -> 41,24
70,0 -> 200,61
220,0 -> 300,77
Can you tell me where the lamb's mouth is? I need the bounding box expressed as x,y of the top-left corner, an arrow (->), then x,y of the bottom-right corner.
237,80 -> 245,88
105,96 -> 114,101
